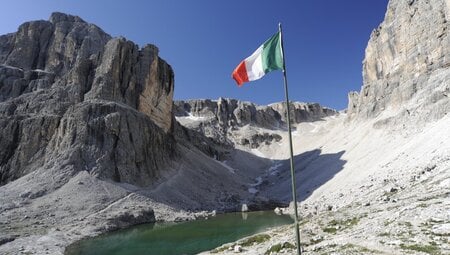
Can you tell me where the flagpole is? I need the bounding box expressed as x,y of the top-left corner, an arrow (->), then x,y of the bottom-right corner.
279,22 -> 301,255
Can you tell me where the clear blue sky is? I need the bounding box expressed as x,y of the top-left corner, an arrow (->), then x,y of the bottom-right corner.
0,0 -> 388,110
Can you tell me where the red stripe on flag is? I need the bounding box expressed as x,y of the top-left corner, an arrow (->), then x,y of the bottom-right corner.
232,61 -> 249,86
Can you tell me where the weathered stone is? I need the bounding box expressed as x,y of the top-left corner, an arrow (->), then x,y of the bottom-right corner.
175,98 -> 336,148
175,98 -> 336,129
0,12 -> 175,186
347,0 -> 450,123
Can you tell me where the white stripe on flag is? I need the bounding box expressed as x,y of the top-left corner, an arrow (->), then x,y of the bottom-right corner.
244,45 -> 265,81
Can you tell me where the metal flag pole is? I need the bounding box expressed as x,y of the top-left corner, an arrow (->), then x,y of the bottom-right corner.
279,22 -> 302,255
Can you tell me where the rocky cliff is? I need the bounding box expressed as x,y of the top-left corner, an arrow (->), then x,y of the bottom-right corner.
348,0 -> 449,124
174,98 -> 336,148
175,98 -> 336,128
0,12 -> 175,186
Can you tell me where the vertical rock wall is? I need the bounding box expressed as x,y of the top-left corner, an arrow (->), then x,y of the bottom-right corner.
0,12 -> 175,186
348,0 -> 449,120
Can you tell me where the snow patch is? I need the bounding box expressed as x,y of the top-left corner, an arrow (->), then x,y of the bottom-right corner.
32,69 -> 52,74
248,187 -> 258,194
175,113 -> 208,121
217,160 -> 236,174
268,162 -> 282,176
0,64 -> 23,71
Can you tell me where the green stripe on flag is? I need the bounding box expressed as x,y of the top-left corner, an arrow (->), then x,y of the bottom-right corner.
262,32 -> 283,73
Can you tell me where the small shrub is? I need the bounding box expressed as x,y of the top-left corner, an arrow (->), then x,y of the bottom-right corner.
323,227 -> 337,234
264,242 -> 296,254
210,245 -> 230,253
400,243 -> 440,255
265,243 -> 282,254
239,234 -> 270,247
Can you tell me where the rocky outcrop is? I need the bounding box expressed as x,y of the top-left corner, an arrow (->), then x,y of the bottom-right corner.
348,0 -> 449,122
175,98 -> 336,129
269,101 -> 337,124
174,98 -> 336,148
0,12 -> 175,186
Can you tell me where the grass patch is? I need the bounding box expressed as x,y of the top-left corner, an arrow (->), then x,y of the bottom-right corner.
210,245 -> 231,253
342,243 -> 373,252
323,227 -> 338,234
400,221 -> 413,227
264,242 -> 295,255
400,243 -> 441,254
384,219 -> 394,226
322,217 -> 360,234
265,243 -> 282,254
239,234 -> 270,247
319,243 -> 381,254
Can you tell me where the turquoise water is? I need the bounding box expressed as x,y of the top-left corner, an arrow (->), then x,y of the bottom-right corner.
65,211 -> 293,255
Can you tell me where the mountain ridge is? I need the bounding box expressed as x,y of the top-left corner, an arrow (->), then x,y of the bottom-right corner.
0,0 -> 449,253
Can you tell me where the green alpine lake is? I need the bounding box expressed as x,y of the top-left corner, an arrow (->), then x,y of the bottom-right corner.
65,211 -> 293,255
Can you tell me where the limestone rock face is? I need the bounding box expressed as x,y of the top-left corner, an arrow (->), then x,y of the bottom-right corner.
0,12 -> 175,185
269,101 -> 337,124
175,98 -> 336,128
174,98 -> 336,146
348,0 -> 450,122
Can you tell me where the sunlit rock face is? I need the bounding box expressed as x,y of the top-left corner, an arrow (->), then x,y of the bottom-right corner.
347,0 -> 450,123
174,98 -> 337,147
0,12 -> 175,186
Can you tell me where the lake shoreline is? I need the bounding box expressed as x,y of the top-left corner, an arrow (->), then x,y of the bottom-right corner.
65,211 -> 293,255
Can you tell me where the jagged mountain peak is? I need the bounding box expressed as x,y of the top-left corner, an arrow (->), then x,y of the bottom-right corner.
0,12 -> 174,185
49,12 -> 86,24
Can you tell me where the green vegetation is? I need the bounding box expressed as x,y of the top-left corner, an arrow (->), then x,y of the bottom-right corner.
265,243 -> 283,254
323,227 -> 338,234
264,242 -> 295,255
318,243 -> 381,254
378,232 -> 390,237
282,242 -> 296,249
400,243 -> 441,255
239,234 -> 270,247
400,221 -> 413,227
322,217 -> 360,234
210,245 -> 230,253
341,244 -> 374,253
384,219 -> 394,226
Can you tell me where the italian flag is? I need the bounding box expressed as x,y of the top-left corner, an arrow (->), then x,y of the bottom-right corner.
232,31 -> 284,86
